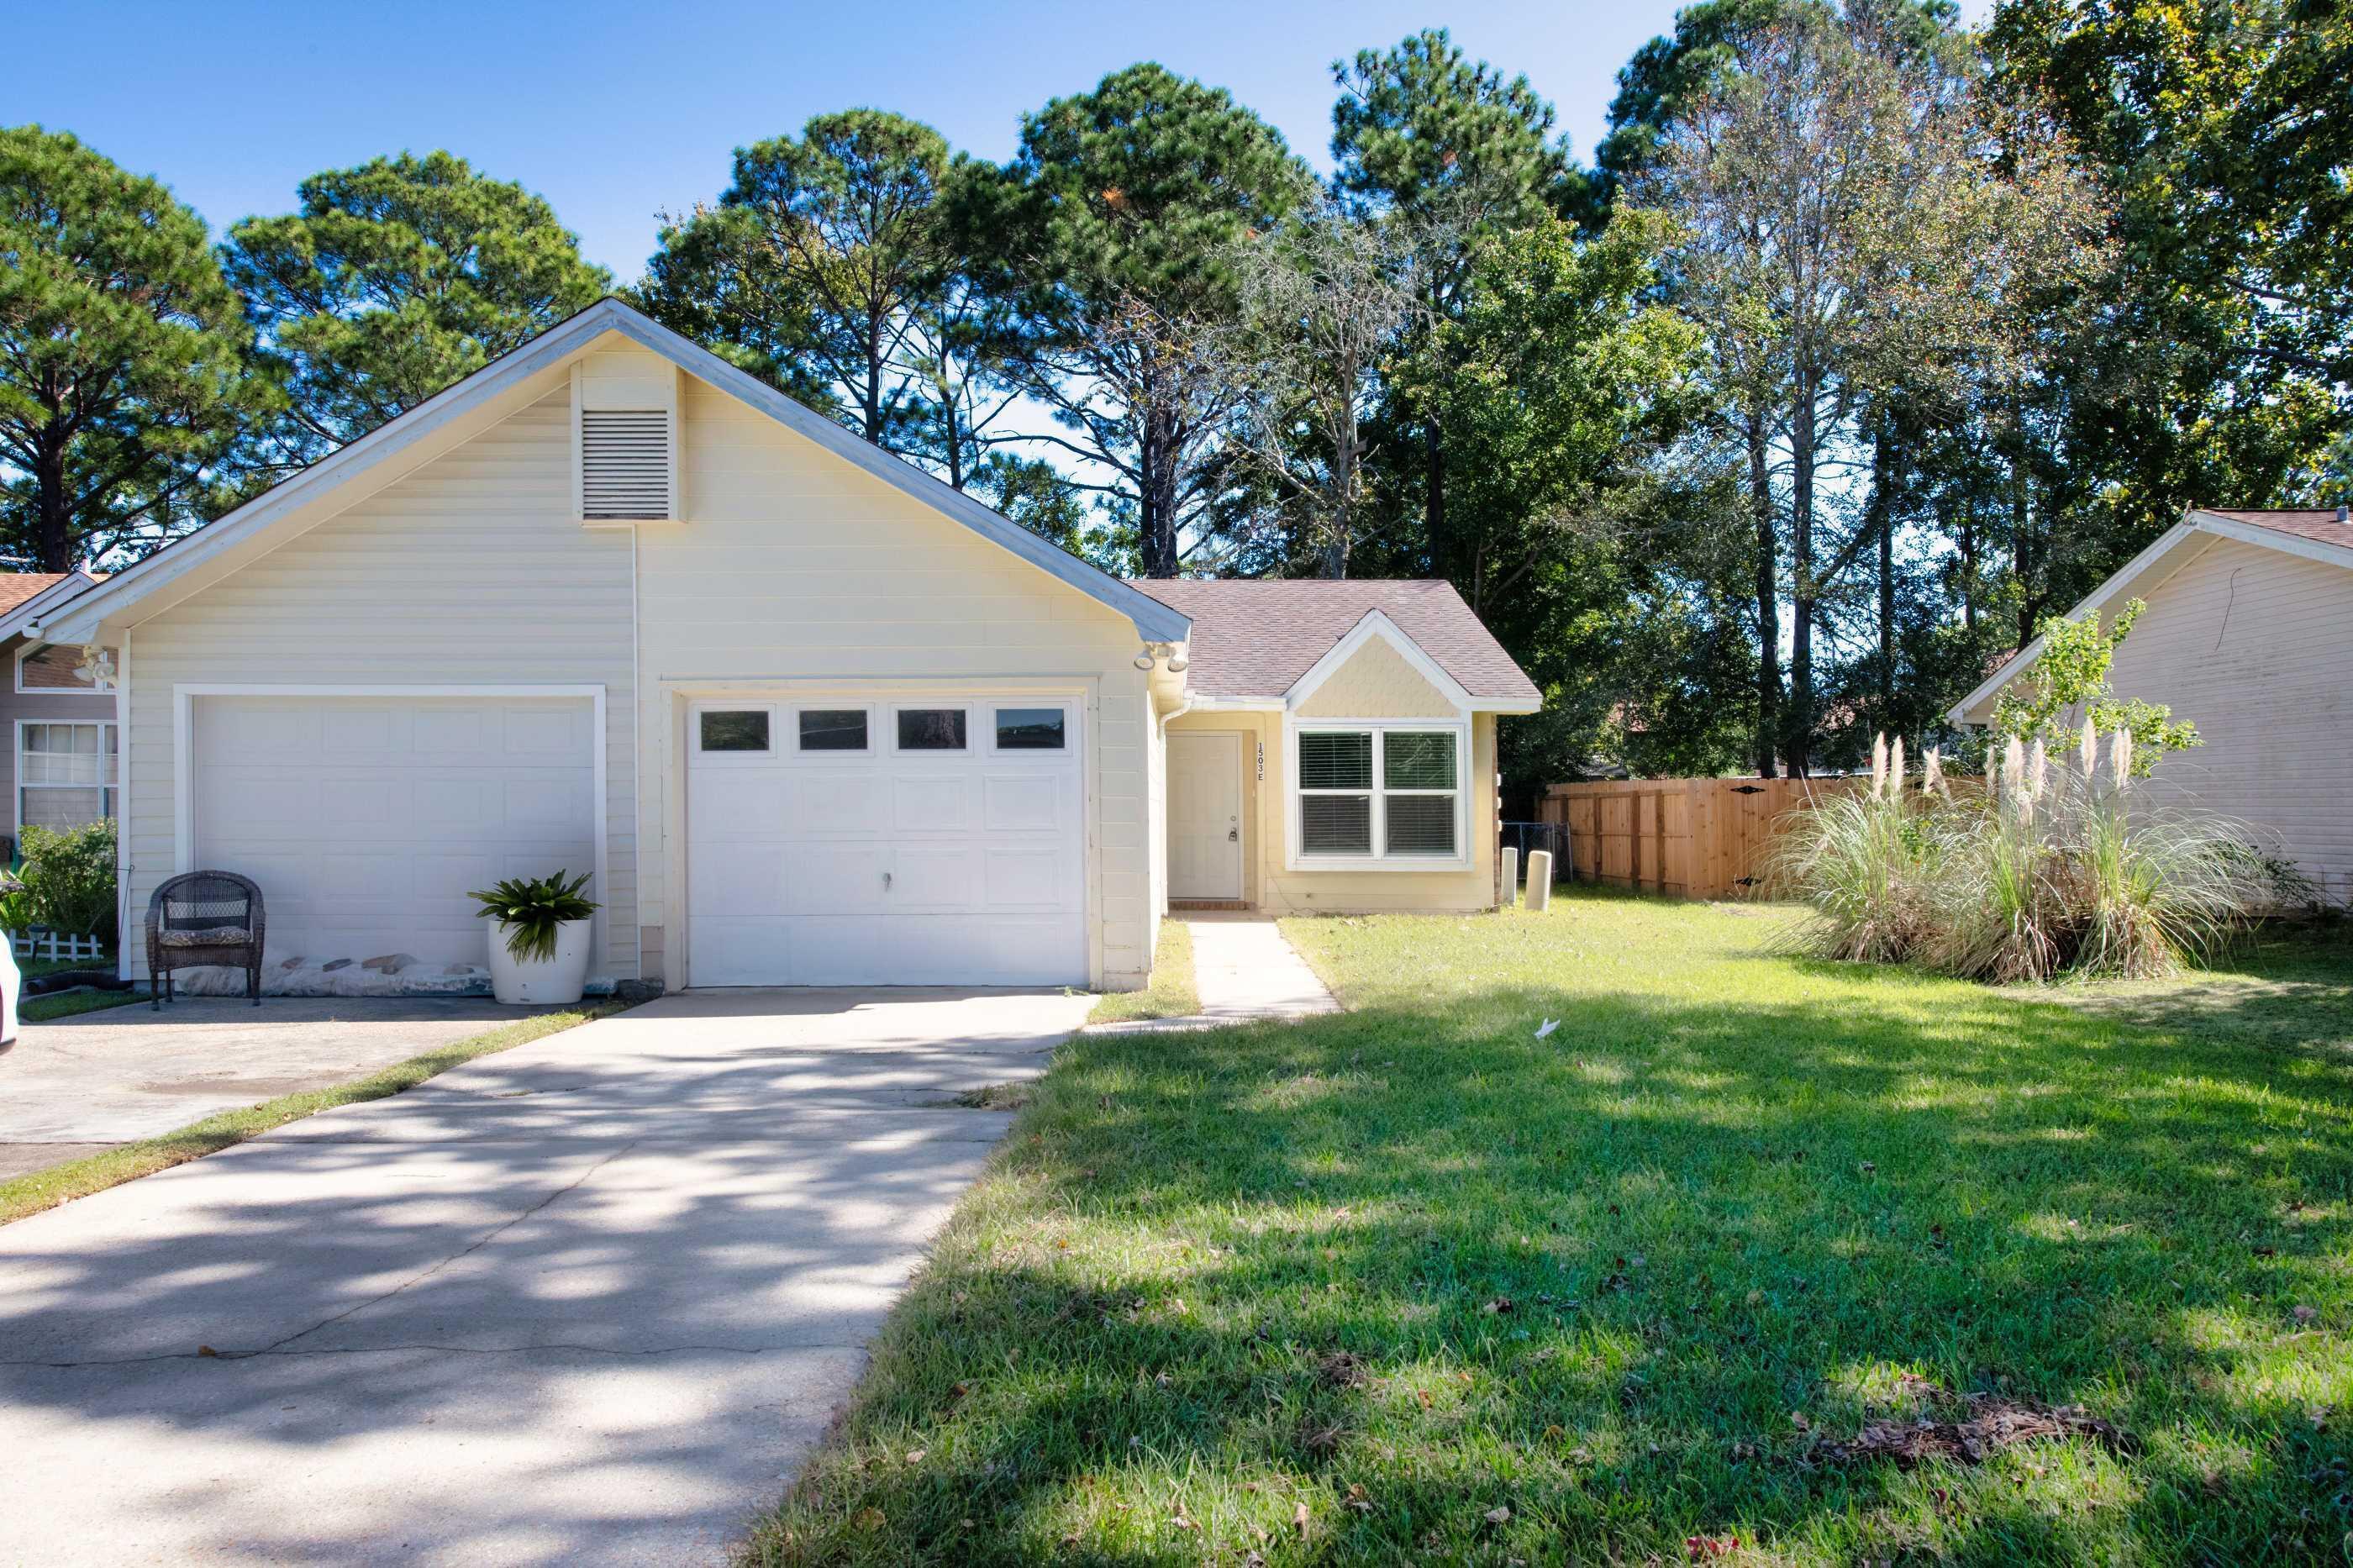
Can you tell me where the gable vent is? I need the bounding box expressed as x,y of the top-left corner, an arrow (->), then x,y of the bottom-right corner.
581,409 -> 672,519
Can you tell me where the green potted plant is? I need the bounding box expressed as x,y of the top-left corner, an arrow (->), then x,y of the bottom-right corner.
469,870 -> 598,1004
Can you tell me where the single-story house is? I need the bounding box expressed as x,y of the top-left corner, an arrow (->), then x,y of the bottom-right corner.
1951,506 -> 2353,902
44,297 -> 1539,995
0,570 -> 117,849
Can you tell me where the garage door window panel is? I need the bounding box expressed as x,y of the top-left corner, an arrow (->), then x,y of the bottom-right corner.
895,707 -> 969,752
698,709 -> 771,754
992,707 -> 1066,751
797,708 -> 870,753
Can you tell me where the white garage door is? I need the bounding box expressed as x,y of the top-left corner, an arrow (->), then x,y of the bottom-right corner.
687,697 -> 1085,987
192,695 -> 599,967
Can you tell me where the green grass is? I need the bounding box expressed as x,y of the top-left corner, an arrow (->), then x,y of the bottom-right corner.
745,891 -> 2353,1565
14,953 -> 145,1023
0,1000 -> 629,1226
1087,918 -> 1199,1024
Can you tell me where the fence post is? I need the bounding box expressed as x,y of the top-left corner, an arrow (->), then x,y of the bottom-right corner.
1499,846 -> 1519,908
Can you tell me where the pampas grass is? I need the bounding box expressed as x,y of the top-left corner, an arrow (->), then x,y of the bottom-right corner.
1778,730 -> 2275,983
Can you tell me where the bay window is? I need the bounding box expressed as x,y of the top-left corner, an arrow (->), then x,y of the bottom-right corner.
1292,724 -> 1464,866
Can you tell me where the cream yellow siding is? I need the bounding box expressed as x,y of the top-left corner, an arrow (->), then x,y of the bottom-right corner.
1292,636 -> 1459,718
1167,708 -> 1500,913
123,390 -> 640,974
2062,537 -> 2353,900
638,367 -> 1157,988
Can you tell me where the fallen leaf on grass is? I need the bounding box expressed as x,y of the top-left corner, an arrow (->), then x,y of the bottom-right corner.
903,1448 -> 927,1464
1813,1386 -> 2136,1469
1343,1483 -> 1373,1513
2293,1305 -> 2319,1325
1484,1506 -> 1513,1524
1686,1534 -> 1740,1559
1294,1501 -> 1311,1537
1483,1297 -> 1514,1314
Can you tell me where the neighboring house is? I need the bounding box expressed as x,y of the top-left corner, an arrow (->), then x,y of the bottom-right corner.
0,570 -> 117,850
1952,506 -> 2353,902
41,297 -> 1540,995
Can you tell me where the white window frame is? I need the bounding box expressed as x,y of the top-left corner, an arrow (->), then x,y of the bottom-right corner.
1285,717 -> 1471,872
889,702 -> 975,755
789,702 -> 877,758
984,701 -> 1071,757
14,718 -> 119,839
692,702 -> 777,761
14,642 -> 104,697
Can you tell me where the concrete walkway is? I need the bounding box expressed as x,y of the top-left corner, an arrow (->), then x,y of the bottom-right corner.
0,996 -> 565,1179
0,986 -> 1092,1566
1091,918 -> 1340,1034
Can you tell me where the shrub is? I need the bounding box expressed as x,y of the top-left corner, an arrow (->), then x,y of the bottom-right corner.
1781,727 -> 2277,984
15,819 -> 118,945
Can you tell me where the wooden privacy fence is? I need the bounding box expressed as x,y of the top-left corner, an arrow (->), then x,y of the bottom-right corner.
1537,776 -> 1867,901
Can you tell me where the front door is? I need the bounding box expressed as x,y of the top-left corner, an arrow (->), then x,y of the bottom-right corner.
1169,732 -> 1243,900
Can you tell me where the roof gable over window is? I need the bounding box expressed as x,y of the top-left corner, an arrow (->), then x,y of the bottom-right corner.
1292,614 -> 1468,718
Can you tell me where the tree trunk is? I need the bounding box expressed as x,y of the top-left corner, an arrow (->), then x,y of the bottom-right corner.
1139,404 -> 1180,578
1869,421 -> 1896,730
1422,414 -> 1445,576
1787,387 -> 1818,778
1747,414 -> 1781,779
34,434 -> 72,574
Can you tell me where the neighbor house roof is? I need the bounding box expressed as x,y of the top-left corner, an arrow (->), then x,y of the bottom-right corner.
1128,578 -> 1541,708
0,568 -> 106,643
1949,506 -> 2353,724
45,297 -> 1190,647
0,574 -> 75,617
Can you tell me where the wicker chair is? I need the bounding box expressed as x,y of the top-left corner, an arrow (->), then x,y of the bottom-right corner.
146,871 -> 266,1008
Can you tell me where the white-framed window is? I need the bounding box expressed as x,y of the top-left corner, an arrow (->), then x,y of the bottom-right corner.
17,720 -> 118,834
987,703 -> 1068,754
793,704 -> 872,754
695,706 -> 773,755
1290,721 -> 1466,869
892,704 -> 971,753
15,643 -> 108,697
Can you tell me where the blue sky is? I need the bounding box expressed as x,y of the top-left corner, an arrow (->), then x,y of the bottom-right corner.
15,0 -> 1989,283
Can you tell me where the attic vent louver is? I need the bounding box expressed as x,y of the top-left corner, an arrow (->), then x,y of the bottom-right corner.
581,409 -> 671,519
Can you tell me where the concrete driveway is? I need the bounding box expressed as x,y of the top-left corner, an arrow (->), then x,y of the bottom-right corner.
0,987 -> 1091,1566
0,997 -> 566,1179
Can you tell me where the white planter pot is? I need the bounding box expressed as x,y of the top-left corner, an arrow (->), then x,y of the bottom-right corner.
486,918 -> 592,1006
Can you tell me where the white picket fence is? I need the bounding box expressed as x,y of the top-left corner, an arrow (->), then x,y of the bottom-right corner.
13,929 -> 108,963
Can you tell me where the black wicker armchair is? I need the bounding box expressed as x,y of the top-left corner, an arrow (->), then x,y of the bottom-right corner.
146,871 -> 266,1008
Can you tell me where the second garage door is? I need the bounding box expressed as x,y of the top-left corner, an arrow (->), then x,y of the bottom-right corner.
686,696 -> 1084,987
191,694 -> 600,969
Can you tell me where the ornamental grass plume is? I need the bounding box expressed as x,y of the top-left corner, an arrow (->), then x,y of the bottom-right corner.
1890,735 -> 1906,791
2110,725 -> 2135,789
1871,733 -> 1889,799
2077,715 -> 2098,775
1922,746 -> 1946,798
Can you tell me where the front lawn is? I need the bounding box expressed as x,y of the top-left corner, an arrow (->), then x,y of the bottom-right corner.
748,892 -> 2353,1564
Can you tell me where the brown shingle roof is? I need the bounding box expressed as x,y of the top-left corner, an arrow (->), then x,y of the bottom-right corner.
0,573 -> 75,617
1126,578 -> 1540,704
2199,508 -> 2353,550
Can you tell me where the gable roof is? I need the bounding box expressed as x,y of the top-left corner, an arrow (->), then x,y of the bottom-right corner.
45,297 -> 1189,646
1127,578 -> 1540,709
1949,506 -> 2353,724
